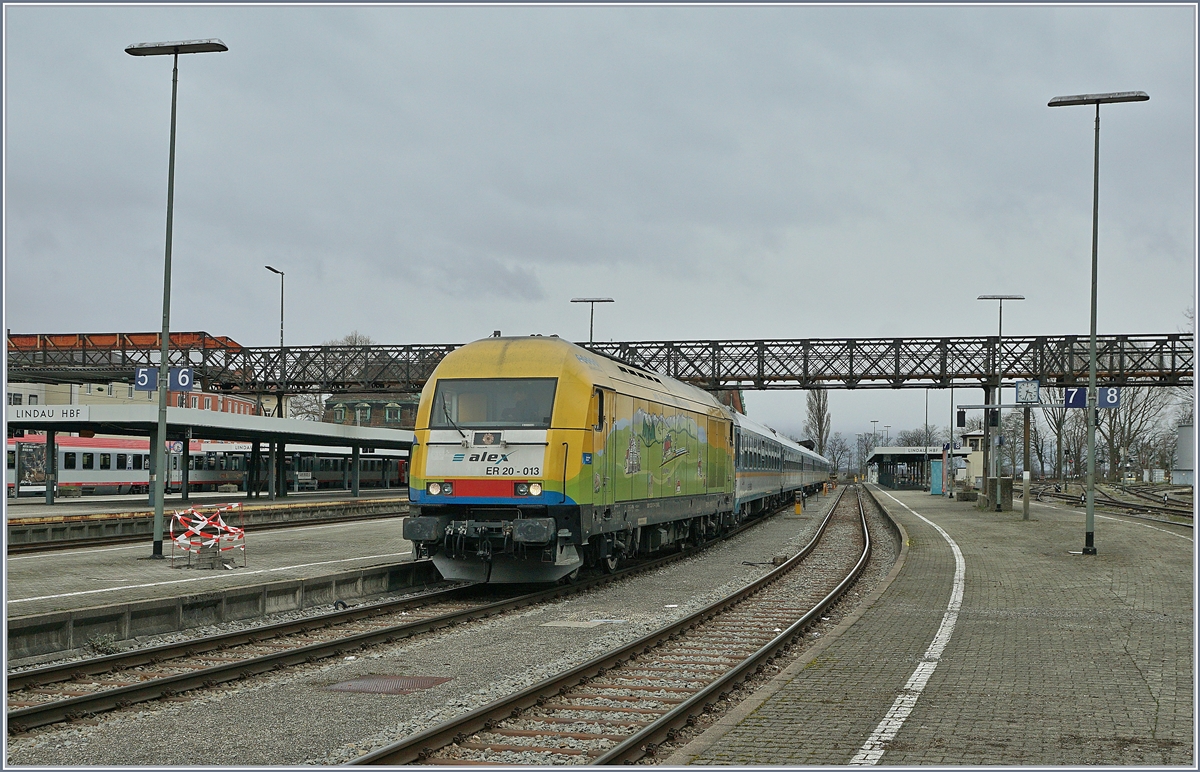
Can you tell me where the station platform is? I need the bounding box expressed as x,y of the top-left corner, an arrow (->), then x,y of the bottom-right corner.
6,513 -> 414,620
667,485 -> 1194,766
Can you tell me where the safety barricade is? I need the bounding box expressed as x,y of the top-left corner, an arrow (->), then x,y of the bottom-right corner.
170,502 -> 247,569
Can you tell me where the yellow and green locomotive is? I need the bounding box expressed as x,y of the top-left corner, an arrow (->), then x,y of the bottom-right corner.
403,335 -> 829,582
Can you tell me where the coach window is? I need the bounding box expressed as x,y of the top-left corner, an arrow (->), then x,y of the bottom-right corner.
99,453 -> 111,470
7,450 -> 14,469
116,453 -> 127,470
133,454 -> 143,470
82,453 -> 94,470
64,452 -> 77,469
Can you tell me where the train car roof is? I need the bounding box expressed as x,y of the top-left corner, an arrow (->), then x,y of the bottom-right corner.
432,336 -> 731,416
731,411 -> 830,463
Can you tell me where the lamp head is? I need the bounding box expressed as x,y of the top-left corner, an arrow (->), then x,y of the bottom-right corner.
126,39 -> 228,56
1048,91 -> 1148,108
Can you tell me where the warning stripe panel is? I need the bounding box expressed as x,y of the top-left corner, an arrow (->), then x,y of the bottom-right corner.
447,479 -> 524,498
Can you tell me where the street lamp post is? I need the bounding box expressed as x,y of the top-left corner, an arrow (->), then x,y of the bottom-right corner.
570,298 -> 614,344
870,420 -> 878,449
1049,90 -> 1149,555
265,266 -> 285,417
265,265 -> 285,501
127,38 -> 227,558
978,294 -> 1024,512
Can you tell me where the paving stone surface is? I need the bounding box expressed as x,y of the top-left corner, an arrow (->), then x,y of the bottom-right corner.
673,487 -> 1194,766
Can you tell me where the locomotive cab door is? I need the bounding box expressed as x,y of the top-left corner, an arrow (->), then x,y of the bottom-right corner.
591,387 -> 615,510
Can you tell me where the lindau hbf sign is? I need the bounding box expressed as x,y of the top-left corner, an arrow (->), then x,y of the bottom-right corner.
8,406 -> 91,421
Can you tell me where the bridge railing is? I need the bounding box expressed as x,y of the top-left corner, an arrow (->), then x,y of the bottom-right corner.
6,333 -> 1193,392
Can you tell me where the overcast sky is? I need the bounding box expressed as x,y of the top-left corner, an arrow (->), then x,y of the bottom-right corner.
4,4 -> 1196,442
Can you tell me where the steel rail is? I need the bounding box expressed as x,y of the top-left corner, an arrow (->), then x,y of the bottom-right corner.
1030,486 -> 1193,526
593,486 -> 870,764
1116,483 -> 1194,510
7,502 -> 788,733
350,486 -> 857,766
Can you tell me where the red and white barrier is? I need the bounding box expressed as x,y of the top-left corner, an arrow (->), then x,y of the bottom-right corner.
170,502 -> 246,567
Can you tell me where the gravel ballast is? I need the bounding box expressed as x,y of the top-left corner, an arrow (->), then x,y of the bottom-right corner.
8,490 -> 897,767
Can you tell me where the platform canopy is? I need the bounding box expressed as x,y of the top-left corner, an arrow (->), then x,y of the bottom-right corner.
6,404 -> 413,450
866,445 -> 970,465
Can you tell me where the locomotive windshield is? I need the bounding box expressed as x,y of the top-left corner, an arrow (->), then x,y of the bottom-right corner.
430,378 -> 557,429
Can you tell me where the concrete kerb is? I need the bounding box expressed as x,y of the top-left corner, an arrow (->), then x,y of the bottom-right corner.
663,484 -> 910,765
7,560 -> 441,664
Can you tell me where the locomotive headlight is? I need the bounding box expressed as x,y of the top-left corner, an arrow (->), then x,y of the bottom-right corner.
427,482 -> 442,496
529,483 -> 542,496
514,482 -> 530,496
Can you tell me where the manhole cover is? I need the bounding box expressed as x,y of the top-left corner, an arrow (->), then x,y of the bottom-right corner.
327,675 -> 452,695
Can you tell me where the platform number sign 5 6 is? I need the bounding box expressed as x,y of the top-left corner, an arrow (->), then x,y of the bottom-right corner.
133,367 -> 195,392
1065,386 -> 1120,409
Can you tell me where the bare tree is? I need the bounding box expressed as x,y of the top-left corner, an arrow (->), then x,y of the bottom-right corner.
825,432 -> 850,476
287,392 -> 327,421
896,425 -> 943,448
853,432 -> 875,477
804,390 -> 831,457
1096,386 -> 1175,481
287,332 -> 380,421
326,330 -> 376,346
1040,387 -> 1068,480
1062,409 -> 1088,479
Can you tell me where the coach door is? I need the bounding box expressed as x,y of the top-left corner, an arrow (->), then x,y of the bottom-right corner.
591,388 -> 615,509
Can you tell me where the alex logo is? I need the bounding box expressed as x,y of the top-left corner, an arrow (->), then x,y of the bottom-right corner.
452,452 -> 511,463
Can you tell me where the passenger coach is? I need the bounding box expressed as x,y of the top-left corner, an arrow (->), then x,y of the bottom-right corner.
403,336 -> 830,583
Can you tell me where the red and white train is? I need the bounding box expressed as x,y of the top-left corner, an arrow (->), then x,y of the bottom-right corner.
6,434 -> 407,497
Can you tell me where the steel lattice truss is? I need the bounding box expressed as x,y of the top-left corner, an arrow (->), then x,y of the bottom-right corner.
6,334 -> 1193,393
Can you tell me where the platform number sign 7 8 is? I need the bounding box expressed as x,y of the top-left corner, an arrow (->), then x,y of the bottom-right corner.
1065,386 -> 1120,409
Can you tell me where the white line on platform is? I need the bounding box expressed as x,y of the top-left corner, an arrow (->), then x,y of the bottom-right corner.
849,489 -> 965,766
6,518 -> 404,561
7,551 -> 413,604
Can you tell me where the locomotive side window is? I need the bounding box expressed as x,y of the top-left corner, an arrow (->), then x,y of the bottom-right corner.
100,453 -> 111,470
64,453 -> 77,470
82,453 -> 94,470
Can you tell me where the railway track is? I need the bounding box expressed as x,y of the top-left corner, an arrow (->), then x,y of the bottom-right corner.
6,497 -> 797,735
350,485 -> 869,766
1030,484 -> 1193,525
